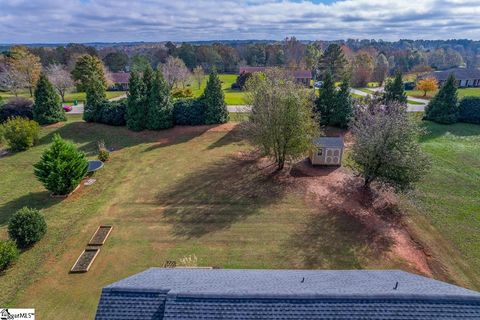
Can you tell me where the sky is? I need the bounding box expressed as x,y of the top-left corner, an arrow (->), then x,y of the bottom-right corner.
1,0 -> 480,43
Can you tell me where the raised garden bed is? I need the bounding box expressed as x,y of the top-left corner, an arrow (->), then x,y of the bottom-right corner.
88,225 -> 113,246
70,248 -> 100,273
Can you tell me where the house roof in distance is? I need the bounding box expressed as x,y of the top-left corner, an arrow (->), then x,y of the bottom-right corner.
424,67 -> 480,81
95,268 -> 480,320
110,72 -> 130,84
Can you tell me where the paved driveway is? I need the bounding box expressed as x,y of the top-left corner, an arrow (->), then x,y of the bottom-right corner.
350,88 -> 428,112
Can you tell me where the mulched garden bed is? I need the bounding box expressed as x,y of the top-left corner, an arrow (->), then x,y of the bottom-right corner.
70,248 -> 100,273
88,225 -> 113,246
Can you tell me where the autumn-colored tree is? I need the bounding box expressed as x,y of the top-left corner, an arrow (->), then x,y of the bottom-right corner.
416,77 -> 438,97
9,46 -> 41,97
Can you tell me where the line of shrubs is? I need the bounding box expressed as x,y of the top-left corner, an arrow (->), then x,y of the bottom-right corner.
86,97 -> 218,127
458,97 -> 480,124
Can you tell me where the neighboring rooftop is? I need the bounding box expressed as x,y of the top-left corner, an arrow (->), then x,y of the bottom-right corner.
110,72 -> 130,84
95,269 -> 480,319
424,67 -> 480,81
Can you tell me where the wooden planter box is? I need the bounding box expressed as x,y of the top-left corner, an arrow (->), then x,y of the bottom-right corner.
70,248 -> 100,273
88,225 -> 113,246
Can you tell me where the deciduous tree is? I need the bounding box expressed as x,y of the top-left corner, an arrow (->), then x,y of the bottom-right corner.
245,68 -> 319,170
416,77 -> 438,97
46,64 -> 74,102
162,56 -> 190,89
71,55 -> 107,92
350,98 -> 429,191
9,46 -> 41,97
192,66 -> 205,89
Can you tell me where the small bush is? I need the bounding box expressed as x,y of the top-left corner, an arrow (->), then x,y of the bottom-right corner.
97,140 -> 110,161
8,207 -> 47,248
1,117 -> 40,151
173,99 -> 206,125
172,88 -> 193,99
34,134 -> 88,195
233,72 -> 252,91
99,99 -> 127,126
459,97 -> 480,124
0,240 -> 19,272
0,97 -> 34,123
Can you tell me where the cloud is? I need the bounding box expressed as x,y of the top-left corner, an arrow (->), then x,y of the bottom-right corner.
0,0 -> 479,43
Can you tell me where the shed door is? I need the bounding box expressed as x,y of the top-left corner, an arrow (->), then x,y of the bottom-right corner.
325,148 -> 341,165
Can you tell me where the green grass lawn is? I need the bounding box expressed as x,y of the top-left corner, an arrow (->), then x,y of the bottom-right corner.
356,88 -> 424,105
402,121 -> 480,289
0,114 -> 441,319
406,87 -> 480,100
0,91 -> 126,105
191,74 -> 246,105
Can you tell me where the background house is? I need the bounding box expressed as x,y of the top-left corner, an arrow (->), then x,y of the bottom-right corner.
422,67 -> 480,87
95,268 -> 480,319
239,66 -> 312,86
109,72 -> 130,91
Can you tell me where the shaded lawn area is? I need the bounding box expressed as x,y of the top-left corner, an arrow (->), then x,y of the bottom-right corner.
191,74 -> 246,105
0,115 -> 421,319
0,91 -> 126,105
401,121 -> 480,289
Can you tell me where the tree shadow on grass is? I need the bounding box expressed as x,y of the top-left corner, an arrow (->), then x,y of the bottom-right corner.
0,191 -> 61,226
156,154 -> 287,238
207,123 -> 247,150
283,207 -> 394,269
420,121 -> 480,142
38,122 -> 215,156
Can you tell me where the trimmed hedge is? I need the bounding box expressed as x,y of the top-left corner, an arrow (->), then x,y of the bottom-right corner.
0,240 -> 19,272
8,207 -> 47,248
0,97 -> 34,123
99,99 -> 127,126
173,99 -> 206,126
459,97 -> 480,124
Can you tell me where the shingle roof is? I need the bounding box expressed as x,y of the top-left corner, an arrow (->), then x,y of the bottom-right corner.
95,269 -> 480,319
313,136 -> 344,148
110,72 -> 130,84
424,68 -> 480,81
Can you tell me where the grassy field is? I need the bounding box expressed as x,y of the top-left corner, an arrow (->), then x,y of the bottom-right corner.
357,88 -> 425,105
406,87 -> 480,100
0,115 -> 479,318
401,121 -> 480,289
0,91 -> 126,105
191,74 -> 245,105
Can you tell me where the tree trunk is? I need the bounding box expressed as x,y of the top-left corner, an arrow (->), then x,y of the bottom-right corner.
29,87 -> 33,97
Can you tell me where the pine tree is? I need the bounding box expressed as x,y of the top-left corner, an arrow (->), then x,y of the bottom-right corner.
317,44 -> 348,81
143,65 -> 154,98
384,71 -> 407,104
202,69 -> 228,124
126,71 -> 146,131
315,72 -> 336,125
33,134 -> 88,195
424,74 -> 459,124
83,76 -> 106,122
33,73 -> 66,125
330,78 -> 353,128
146,69 -> 174,130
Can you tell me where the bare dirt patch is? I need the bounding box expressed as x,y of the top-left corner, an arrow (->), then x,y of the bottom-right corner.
289,159 -> 434,275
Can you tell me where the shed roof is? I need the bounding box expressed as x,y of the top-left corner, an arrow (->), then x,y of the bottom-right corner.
95,269 -> 480,320
313,136 -> 344,148
423,68 -> 480,81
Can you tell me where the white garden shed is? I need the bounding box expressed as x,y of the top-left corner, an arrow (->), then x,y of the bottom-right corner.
310,137 -> 344,166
